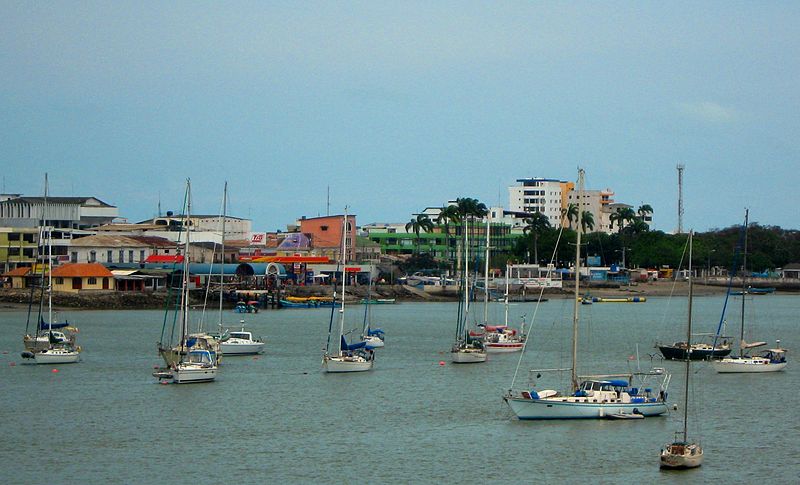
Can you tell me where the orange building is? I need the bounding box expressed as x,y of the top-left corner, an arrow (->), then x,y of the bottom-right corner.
298,214 -> 357,261
51,263 -> 115,292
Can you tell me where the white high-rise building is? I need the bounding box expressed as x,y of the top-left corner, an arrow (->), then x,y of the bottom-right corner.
508,178 -> 572,227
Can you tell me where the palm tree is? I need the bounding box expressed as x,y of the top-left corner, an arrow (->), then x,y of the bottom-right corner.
523,212 -> 551,264
405,214 -> 434,254
611,207 -> 637,233
580,210 -> 595,234
561,203 -> 579,229
637,204 -> 653,229
436,205 -> 461,262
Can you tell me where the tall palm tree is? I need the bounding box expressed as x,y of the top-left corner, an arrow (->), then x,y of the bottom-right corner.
580,210 -> 595,234
405,214 -> 434,254
611,207 -> 637,233
436,205 -> 461,262
523,212 -> 551,264
561,203 -> 579,229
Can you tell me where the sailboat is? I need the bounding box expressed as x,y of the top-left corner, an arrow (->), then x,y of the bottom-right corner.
480,260 -> 525,353
504,169 -> 669,419
322,209 -> 374,373
712,209 -> 787,373
450,208 -> 487,364
154,180 -> 218,383
212,182 -> 264,356
360,277 -> 385,349
21,174 -> 81,364
660,232 -> 704,469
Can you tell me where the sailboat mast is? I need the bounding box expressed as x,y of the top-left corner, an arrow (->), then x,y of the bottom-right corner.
739,209 -> 748,356
218,182 -> 227,331
684,231 -> 694,443
181,180 -> 192,345
464,216 -> 470,341
338,209 -> 348,356
483,214 -> 490,324
44,174 -> 53,330
504,263 -> 510,327
572,169 -> 584,390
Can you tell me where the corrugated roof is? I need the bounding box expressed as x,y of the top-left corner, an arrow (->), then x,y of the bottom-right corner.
51,263 -> 114,278
2,267 -> 31,277
69,234 -> 149,248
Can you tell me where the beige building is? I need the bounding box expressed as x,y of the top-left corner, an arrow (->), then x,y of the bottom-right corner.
51,263 -> 115,292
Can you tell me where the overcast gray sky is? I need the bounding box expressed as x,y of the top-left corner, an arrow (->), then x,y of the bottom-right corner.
2,2 -> 798,232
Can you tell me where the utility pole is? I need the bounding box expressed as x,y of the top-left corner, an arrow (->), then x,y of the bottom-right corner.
677,164 -> 685,234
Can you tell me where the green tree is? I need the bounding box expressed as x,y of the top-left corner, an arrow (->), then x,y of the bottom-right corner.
405,214 -> 434,254
562,203 -> 579,229
580,211 -> 595,234
435,205 -> 461,262
523,212 -> 551,264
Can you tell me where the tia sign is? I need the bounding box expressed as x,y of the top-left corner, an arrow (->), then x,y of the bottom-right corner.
250,232 -> 267,246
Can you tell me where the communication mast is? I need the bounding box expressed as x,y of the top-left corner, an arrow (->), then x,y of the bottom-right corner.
677,164 -> 685,234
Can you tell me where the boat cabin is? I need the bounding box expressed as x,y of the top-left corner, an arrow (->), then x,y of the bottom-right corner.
229,331 -> 253,341
185,350 -> 214,366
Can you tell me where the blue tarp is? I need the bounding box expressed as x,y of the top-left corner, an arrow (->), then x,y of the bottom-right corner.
340,335 -> 367,351
367,328 -> 384,336
38,318 -> 69,330
607,379 -> 629,387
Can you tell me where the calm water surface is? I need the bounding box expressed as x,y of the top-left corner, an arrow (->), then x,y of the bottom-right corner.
1,294 -> 797,484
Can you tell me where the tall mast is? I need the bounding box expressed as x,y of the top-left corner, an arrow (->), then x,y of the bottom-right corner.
504,263 -> 510,327
571,169 -> 584,389
44,173 -> 52,330
464,215 -> 470,341
218,181 -> 227,331
180,180 -> 192,344
739,209 -> 749,356
338,208 -> 348,356
684,231 -> 694,442
483,214 -> 490,324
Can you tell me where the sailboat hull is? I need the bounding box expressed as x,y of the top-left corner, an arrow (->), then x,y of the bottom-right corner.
505,396 -> 668,420
451,349 -> 487,363
172,364 -> 217,383
660,442 -> 703,469
30,349 -> 81,364
485,342 -> 524,353
323,356 -> 373,373
658,345 -> 731,361
711,358 -> 787,373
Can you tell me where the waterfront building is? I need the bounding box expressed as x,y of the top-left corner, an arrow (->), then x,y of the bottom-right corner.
0,195 -> 119,229
66,234 -> 175,265
51,262 -> 116,292
0,227 -> 39,272
508,178 -> 573,227
298,214 -> 357,262
128,214 -> 252,243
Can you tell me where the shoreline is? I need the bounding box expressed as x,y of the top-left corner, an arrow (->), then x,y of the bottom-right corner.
1,281 -> 794,311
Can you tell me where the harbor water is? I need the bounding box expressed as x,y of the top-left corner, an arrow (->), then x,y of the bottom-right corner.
1,295 -> 797,483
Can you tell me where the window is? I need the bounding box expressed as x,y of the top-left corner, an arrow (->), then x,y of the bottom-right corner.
128,250 -> 134,262
119,250 -> 124,262
89,251 -> 96,262
70,252 -> 78,263
8,233 -> 20,241
321,225 -> 329,231
56,277 -> 64,284
88,277 -> 97,285
107,250 -> 113,262
139,250 -> 145,262
8,248 -> 20,256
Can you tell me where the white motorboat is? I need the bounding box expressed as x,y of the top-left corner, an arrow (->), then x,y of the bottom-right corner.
660,231 -> 703,470
504,170 -> 669,419
220,327 -> 265,355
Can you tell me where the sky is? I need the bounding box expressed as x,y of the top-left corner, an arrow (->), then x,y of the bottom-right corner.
2,2 -> 799,233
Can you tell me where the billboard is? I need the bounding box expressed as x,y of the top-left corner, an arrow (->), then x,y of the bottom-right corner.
250,233 -> 267,246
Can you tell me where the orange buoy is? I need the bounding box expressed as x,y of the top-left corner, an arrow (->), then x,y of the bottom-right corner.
52,368 -> 59,373
439,361 -> 445,366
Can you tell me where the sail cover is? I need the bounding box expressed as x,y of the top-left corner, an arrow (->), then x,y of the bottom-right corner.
38,318 -> 69,330
340,335 -> 367,351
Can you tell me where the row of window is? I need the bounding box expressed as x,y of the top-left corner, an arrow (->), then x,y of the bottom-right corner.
71,249 -> 146,263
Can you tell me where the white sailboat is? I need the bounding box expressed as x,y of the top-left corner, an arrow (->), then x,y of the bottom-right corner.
323,209 -> 374,373
21,174 -> 80,365
660,232 -> 704,470
155,180 -> 217,383
360,277 -> 385,349
212,182 -> 264,356
481,260 -> 525,353
712,210 -> 787,373
451,208 -> 487,364
504,169 -> 669,419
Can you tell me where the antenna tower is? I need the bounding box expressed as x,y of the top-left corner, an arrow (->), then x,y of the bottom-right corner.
677,164 -> 685,234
